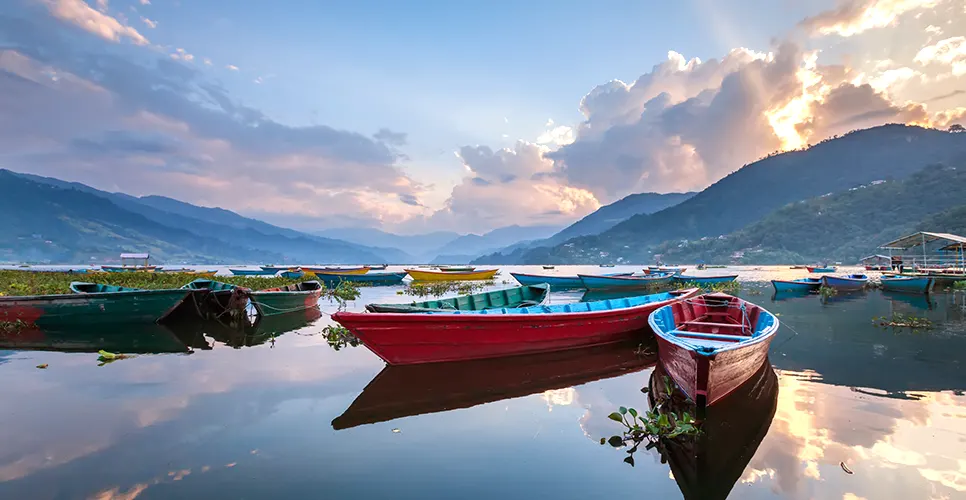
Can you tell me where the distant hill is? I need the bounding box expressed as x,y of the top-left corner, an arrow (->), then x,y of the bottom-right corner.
543,191 -> 694,246
433,225 -> 562,261
520,125 -> 966,263
315,227 -> 459,261
0,170 -> 397,264
651,163 -> 966,264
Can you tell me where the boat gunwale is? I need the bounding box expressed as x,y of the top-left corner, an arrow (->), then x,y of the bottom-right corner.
648,295 -> 779,356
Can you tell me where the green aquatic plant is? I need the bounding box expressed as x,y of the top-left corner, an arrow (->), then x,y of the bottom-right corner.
818,285 -> 837,298
322,324 -> 360,351
670,279 -> 740,293
0,270 -> 305,297
403,280 -> 489,298
954,281 -> 966,290
873,312 -> 933,330
600,377 -> 701,467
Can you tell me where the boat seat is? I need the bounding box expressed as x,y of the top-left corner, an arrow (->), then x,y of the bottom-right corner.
671,330 -> 748,341
682,321 -> 743,329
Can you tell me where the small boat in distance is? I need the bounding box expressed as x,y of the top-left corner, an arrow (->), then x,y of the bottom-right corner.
405,268 -> 498,281
316,271 -> 408,287
599,264 -> 616,268
368,264 -> 388,270
578,273 -> 672,290
648,293 -> 779,407
542,265 -> 555,270
260,265 -> 285,273
671,275 -> 738,286
806,266 -> 837,273
334,288 -> 701,365
366,284 -> 549,313
879,274 -> 933,294
821,274 -> 869,291
229,268 -> 272,276
645,266 -> 687,276
280,268 -> 305,279
771,277 -> 822,293
510,272 -> 632,290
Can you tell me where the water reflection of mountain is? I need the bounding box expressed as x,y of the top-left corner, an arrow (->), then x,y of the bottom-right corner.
763,290 -> 966,393
649,362 -> 779,500
0,323 -> 191,353
332,342 -> 656,430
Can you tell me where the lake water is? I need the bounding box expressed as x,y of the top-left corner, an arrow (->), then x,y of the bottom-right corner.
1,265 -> 965,499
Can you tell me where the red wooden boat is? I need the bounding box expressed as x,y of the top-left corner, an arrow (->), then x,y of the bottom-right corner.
647,293 -> 778,407
332,288 -> 700,365
332,341 -> 656,429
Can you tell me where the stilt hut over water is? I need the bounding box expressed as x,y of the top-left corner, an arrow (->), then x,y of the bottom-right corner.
879,232 -> 966,284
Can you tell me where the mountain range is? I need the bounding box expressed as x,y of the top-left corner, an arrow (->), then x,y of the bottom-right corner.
493,124 -> 966,264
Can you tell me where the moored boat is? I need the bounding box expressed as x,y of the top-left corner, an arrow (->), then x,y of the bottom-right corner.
181,279 -> 250,318
879,274 -> 933,294
229,268 -> 273,276
101,265 -> 157,273
249,280 -> 323,317
770,277 -> 822,293
806,266 -> 837,273
578,273 -> 672,290
302,266 -> 370,275
405,268 -> 498,281
334,288 -> 701,365
0,283 -> 194,327
510,271 -> 631,290
542,265 -> 555,270
280,268 -> 305,279
368,264 -> 389,270
438,265 -> 476,272
821,274 -> 869,291
316,271 -> 408,287
366,284 -> 550,313
865,265 -> 892,271
332,341 -> 656,430
646,266 -> 687,276
672,275 -> 738,285
599,264 -> 616,268
648,293 -> 779,407
260,265 -> 285,273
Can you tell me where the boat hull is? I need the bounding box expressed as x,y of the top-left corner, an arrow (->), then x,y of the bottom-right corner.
279,270 -> 305,279
302,266 -> 369,275
317,271 -> 407,287
821,275 -> 868,291
510,272 -> 584,290
249,281 -> 323,317
405,269 -> 498,281
771,279 -> 821,293
579,274 -> 672,290
335,288 -> 700,365
0,289 -> 193,327
806,266 -> 836,273
230,269 -> 272,276
880,276 -> 933,294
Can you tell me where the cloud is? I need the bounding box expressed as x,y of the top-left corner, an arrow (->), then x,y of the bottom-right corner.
914,36 -> 966,76
418,142 -> 599,231
373,128 -> 407,146
202,58 -> 212,66
0,11 -> 426,232
96,0 -> 108,12
45,0 -> 149,45
139,0 -> 150,4
141,16 -> 156,29
800,0 -> 938,37
225,64 -> 238,71
170,48 -> 193,62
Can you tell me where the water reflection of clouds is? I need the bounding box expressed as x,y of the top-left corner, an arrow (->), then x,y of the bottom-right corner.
743,369 -> 966,499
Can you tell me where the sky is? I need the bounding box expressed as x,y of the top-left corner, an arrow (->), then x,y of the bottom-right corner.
1,0 -> 965,235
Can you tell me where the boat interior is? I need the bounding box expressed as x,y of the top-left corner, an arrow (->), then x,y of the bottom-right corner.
658,295 -> 770,350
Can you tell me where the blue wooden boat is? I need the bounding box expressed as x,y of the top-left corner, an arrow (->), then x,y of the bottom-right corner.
771,278 -> 822,293
672,275 -> 738,285
648,293 -> 779,407
821,274 -> 868,291
280,269 -> 305,279
806,266 -> 837,273
510,272 -> 631,290
879,274 -> 933,294
317,271 -> 408,287
261,265 -> 285,273
230,268 -> 272,276
579,273 -> 672,290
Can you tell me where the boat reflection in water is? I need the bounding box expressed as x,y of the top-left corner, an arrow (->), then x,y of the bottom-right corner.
647,361 -> 779,500
333,341 -> 657,430
0,322 -> 191,354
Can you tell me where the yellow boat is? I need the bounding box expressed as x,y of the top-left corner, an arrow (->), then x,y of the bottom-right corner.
405,268 -> 499,281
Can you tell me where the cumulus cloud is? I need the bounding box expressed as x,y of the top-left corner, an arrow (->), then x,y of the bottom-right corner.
914,37 -> 966,76
0,11 -> 426,231
421,142 -> 599,231
170,48 -> 193,62
139,0 -> 150,4
800,0 -> 938,37
141,16 -> 156,29
225,64 -> 238,71
45,0 -> 149,45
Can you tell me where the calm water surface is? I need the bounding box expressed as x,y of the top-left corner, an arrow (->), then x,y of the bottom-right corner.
1,265 -> 965,499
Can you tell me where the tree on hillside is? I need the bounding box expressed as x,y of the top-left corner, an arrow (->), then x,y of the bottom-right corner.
950,124 -> 965,133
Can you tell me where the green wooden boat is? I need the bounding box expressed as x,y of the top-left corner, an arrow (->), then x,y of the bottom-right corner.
181,279 -> 250,319
249,280 -> 324,317
0,283 -> 193,328
365,284 -> 550,313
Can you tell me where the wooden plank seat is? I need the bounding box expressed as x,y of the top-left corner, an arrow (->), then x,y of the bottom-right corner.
670,330 -> 749,341
682,321 -> 745,329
